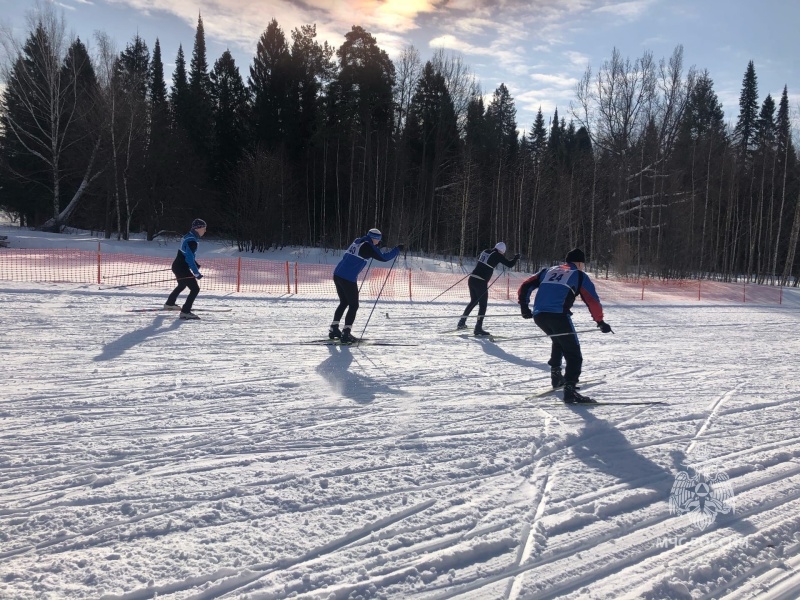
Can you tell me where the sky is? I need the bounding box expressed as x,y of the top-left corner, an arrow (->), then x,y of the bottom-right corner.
1,0 -> 798,133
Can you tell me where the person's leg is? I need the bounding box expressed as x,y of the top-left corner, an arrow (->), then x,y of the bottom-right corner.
329,276 -> 348,338
463,278 -> 484,314
337,279 -> 360,343
341,279 -> 360,329
534,313 -> 570,387
470,279 -> 490,334
166,282 -> 186,306
181,278 -> 201,313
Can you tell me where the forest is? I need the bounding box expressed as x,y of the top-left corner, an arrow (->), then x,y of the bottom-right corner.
1,5 -> 798,283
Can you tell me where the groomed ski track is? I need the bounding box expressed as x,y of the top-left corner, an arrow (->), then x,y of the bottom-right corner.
1,282 -> 799,599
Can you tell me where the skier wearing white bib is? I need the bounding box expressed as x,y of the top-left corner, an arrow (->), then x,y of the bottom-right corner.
329,229 -> 403,343
457,242 -> 520,336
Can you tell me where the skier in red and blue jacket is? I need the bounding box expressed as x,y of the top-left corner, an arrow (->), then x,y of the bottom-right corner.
517,248 -> 613,403
329,228 -> 403,343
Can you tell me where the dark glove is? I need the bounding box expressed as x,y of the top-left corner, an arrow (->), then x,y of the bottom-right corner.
514,253 -> 521,260
396,244 -> 405,251
521,306 -> 533,319
195,273 -> 203,280
597,320 -> 613,333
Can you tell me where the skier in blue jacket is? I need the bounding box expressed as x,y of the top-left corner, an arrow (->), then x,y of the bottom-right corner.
517,248 -> 613,403
329,228 -> 403,343
164,218 -> 206,320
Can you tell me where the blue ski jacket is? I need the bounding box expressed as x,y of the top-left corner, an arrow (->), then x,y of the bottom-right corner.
517,262 -> 604,322
175,230 -> 202,277
333,236 -> 400,282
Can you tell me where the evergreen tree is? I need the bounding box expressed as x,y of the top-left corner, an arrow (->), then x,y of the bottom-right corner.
143,38 -> 171,238
170,44 -> 190,130
680,71 -> 725,141
755,94 -> 776,148
186,14 -> 214,158
287,24 -> 335,155
149,39 -> 169,138
529,109 -> 547,158
209,49 -> 250,184
0,10 -> 102,229
249,19 -> 291,149
334,25 -> 396,131
733,61 -> 759,156
485,84 -> 517,159
60,37 -> 101,226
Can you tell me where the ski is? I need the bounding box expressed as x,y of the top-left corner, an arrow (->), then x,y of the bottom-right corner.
555,400 -> 667,407
291,339 -> 418,347
127,307 -> 232,313
527,379 -> 606,399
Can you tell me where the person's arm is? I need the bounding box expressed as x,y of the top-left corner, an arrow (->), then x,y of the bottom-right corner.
496,252 -> 519,268
578,275 -> 604,322
517,271 -> 542,317
361,242 -> 400,262
182,237 -> 201,276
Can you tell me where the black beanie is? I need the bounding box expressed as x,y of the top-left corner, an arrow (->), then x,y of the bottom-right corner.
565,248 -> 586,263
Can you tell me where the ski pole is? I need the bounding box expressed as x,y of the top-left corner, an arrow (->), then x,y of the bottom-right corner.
102,267 -> 172,279
427,273 -> 471,303
101,275 -> 197,290
357,256 -> 398,345
385,312 -> 522,320
358,259 -> 374,294
492,328 -> 599,343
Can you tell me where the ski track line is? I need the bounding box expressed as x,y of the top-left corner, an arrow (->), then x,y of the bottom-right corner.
505,462 -> 556,600
529,462 -> 800,591
688,382 -> 748,455
425,464 -> 800,600
96,499 -> 439,600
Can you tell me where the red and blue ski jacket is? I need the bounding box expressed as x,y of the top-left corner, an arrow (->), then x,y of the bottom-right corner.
517,262 -> 604,322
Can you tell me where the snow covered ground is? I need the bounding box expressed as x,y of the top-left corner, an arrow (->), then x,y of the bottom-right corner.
2,227 -> 800,599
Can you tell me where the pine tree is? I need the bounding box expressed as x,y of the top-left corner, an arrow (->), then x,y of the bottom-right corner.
209,50 -> 250,184
249,19 -> 291,149
170,44 -> 190,130
186,14 -> 214,158
733,61 -> 759,157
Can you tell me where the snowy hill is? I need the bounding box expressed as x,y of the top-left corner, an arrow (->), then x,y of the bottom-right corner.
1,226 -> 800,599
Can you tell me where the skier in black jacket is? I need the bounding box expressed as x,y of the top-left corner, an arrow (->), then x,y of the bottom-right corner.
457,242 -> 520,336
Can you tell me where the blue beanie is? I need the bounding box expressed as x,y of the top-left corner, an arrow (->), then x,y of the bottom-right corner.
367,228 -> 382,242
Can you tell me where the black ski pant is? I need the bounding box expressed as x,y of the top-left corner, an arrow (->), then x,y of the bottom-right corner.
333,275 -> 359,328
166,267 -> 200,313
533,312 -> 583,384
461,277 -> 488,326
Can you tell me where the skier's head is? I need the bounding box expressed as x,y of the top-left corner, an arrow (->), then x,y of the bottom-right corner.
565,248 -> 586,265
367,228 -> 382,245
494,242 -> 507,254
191,218 -> 207,234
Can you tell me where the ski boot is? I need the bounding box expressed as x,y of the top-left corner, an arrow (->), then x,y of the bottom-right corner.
179,311 -> 200,320
563,382 -> 596,404
340,329 -> 360,344
551,368 -> 566,389
456,319 -> 468,331
163,303 -> 181,311
329,324 -> 342,340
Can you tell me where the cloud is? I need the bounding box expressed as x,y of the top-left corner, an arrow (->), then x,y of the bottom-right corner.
592,0 -> 655,20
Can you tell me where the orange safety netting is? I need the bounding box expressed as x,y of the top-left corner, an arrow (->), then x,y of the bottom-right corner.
0,248 -> 785,304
